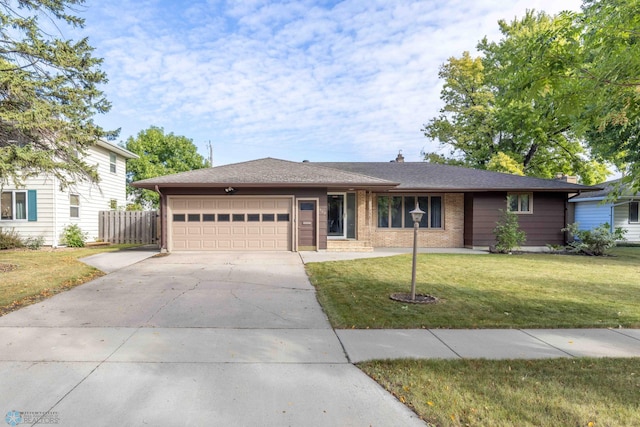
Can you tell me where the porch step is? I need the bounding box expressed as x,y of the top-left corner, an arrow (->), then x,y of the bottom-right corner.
326,240 -> 374,252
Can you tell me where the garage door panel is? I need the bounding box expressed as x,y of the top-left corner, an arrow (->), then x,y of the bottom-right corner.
170,197 -> 291,251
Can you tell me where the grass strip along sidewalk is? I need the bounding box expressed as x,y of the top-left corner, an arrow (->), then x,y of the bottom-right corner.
306,247 -> 640,426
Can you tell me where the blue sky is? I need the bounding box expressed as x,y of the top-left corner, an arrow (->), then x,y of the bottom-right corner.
76,0 -> 582,166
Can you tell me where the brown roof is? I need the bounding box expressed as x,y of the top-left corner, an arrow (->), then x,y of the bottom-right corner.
132,157 -> 601,193
132,157 -> 398,189
317,162 -> 599,192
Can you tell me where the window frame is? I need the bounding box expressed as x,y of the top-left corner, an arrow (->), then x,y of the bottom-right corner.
629,201 -> 639,224
70,194 -> 80,218
1,190 -> 28,221
377,195 -> 443,229
109,152 -> 117,173
506,193 -> 533,214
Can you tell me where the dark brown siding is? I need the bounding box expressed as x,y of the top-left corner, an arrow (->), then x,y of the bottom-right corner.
467,192 -> 568,247
158,187 -> 328,250
464,194 -> 474,247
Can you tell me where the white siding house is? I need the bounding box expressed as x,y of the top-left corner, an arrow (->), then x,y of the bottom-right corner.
569,180 -> 640,243
0,140 -> 137,246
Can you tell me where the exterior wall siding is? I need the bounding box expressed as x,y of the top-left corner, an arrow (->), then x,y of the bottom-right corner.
369,193 -> 464,248
466,192 -> 568,247
0,144 -> 129,246
614,202 -> 640,243
573,200 -> 612,231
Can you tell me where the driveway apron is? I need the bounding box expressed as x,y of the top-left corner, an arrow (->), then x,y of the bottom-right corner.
0,252 -> 424,426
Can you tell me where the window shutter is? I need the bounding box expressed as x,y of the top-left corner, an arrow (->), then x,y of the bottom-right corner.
28,190 -> 37,221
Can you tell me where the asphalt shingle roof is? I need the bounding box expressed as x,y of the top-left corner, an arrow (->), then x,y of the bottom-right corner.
316,162 -> 598,192
132,157 -> 601,193
132,157 -> 397,188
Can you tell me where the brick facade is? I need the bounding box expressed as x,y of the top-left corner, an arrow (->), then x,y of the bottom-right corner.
361,192 -> 464,248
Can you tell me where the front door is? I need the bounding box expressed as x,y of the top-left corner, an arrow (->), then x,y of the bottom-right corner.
297,200 -> 317,250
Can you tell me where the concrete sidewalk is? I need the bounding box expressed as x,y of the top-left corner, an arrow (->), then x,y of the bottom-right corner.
336,328 -> 640,363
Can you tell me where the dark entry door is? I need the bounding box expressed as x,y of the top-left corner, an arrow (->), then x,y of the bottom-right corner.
298,201 -> 317,250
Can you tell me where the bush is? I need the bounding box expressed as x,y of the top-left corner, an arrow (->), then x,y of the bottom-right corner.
0,228 -> 24,250
23,235 -> 45,250
562,222 -> 626,256
493,209 -> 526,253
60,224 -> 87,247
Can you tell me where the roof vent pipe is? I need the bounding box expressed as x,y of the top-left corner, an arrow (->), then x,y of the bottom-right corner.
395,151 -> 404,163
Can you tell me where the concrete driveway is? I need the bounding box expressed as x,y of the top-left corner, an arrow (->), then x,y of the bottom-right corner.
0,252 -> 424,426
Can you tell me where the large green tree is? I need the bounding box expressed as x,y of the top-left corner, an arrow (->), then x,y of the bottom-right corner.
423,12 -> 609,185
576,0 -> 640,192
125,126 -> 210,208
0,0 -> 112,188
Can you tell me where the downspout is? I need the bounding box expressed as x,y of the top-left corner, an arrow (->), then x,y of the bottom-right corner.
155,185 -> 166,252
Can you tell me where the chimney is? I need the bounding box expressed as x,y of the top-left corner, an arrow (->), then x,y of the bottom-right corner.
395,150 -> 404,163
554,173 -> 578,184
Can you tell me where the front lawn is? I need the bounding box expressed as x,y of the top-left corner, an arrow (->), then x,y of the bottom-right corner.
0,245 -> 138,315
360,358 -> 640,427
305,247 -> 640,329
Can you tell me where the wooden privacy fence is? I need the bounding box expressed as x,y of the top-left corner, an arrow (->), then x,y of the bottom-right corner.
99,210 -> 158,245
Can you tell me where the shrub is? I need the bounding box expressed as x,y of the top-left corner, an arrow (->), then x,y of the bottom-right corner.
0,228 -> 24,250
60,224 -> 87,248
493,209 -> 526,253
23,235 -> 45,250
562,222 -> 626,256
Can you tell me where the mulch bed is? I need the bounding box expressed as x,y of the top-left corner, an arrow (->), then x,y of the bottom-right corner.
389,292 -> 439,304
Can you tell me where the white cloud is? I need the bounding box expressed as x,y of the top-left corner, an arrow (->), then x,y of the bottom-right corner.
81,0 -> 582,164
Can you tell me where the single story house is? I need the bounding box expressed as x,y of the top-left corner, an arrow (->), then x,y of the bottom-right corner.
0,140 -> 138,246
569,179 -> 639,243
132,157 -> 599,252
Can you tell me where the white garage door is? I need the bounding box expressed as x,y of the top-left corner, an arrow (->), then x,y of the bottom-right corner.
169,197 -> 292,251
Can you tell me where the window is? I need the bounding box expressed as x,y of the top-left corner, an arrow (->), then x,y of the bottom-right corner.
507,193 -> 533,214
109,153 -> 117,173
1,191 -> 27,220
188,214 -> 200,222
203,214 -> 215,222
247,214 -> 260,222
173,214 -> 185,222
277,213 -> 290,222
262,214 -> 275,222
70,194 -> 80,218
630,201 -> 639,223
377,195 -> 443,229
232,214 -> 245,222
218,214 -> 230,222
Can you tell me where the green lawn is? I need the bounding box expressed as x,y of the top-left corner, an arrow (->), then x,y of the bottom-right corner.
305,247 -> 640,329
0,245 -> 139,315
360,358 -> 640,427
307,248 -> 640,425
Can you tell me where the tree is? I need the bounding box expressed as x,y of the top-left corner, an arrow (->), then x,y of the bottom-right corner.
0,0 -> 113,188
575,0 -> 640,193
125,126 -> 210,208
423,13 -> 609,185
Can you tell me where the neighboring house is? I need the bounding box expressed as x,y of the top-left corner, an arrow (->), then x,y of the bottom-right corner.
569,179 -> 640,243
132,157 -> 599,252
0,140 -> 138,246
